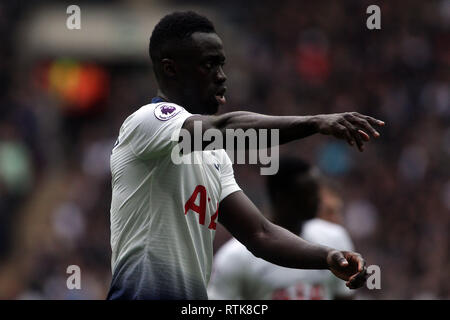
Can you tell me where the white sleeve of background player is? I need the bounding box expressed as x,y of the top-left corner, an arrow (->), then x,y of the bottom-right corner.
219,152 -> 241,202
126,103 -> 192,159
302,220 -> 354,251
208,240 -> 248,300
336,227 -> 354,252
302,220 -> 356,299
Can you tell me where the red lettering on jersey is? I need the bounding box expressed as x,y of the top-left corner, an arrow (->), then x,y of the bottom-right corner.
184,185 -> 207,225
208,203 -> 219,230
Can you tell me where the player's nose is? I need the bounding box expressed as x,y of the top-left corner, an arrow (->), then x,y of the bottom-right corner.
216,66 -> 227,84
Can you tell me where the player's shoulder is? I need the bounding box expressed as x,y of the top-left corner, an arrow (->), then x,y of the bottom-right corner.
133,102 -> 186,122
215,149 -> 233,164
302,218 -> 354,250
120,102 -> 189,135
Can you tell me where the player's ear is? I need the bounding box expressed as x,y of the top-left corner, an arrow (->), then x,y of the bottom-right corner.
161,58 -> 176,77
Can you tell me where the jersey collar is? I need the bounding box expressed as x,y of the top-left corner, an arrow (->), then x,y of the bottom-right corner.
151,97 -> 166,103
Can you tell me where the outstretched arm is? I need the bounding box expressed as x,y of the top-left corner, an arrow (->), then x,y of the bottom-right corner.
219,190 -> 367,289
182,111 -> 385,152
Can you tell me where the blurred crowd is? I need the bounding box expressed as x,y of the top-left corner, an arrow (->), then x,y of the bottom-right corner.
0,0 -> 448,299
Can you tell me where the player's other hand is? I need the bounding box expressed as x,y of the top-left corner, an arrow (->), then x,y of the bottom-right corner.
326,250 -> 368,289
314,112 -> 385,152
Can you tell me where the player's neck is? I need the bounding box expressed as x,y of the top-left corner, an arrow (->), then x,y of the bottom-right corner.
155,89 -> 172,103
155,89 -> 205,115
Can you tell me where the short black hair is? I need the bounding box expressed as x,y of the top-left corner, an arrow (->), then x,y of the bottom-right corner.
149,11 -> 216,63
266,157 -> 317,203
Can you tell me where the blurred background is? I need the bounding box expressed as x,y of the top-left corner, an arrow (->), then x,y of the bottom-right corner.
0,0 -> 448,299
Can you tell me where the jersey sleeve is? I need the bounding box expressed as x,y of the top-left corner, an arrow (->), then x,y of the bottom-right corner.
125,103 -> 192,159
219,151 -> 241,202
207,240 -> 248,300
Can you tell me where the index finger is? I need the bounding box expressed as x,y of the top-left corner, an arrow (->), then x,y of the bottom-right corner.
362,115 -> 385,127
346,252 -> 366,272
355,254 -> 366,272
346,267 -> 368,289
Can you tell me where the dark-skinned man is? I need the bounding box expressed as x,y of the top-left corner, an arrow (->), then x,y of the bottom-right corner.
107,11 -> 384,300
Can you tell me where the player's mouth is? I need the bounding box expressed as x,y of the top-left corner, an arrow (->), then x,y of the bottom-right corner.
215,87 -> 227,105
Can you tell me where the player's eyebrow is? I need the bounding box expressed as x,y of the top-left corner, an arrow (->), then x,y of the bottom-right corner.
202,54 -> 226,63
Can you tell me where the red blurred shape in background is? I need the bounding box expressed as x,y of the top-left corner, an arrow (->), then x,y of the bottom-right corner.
36,59 -> 109,114
295,43 -> 331,86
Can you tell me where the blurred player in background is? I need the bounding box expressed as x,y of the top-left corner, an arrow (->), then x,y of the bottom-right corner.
317,180 -> 345,225
107,11 -> 384,300
208,157 -> 355,300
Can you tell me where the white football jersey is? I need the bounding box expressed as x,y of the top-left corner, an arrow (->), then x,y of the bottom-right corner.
108,102 -> 241,300
208,218 -> 354,300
